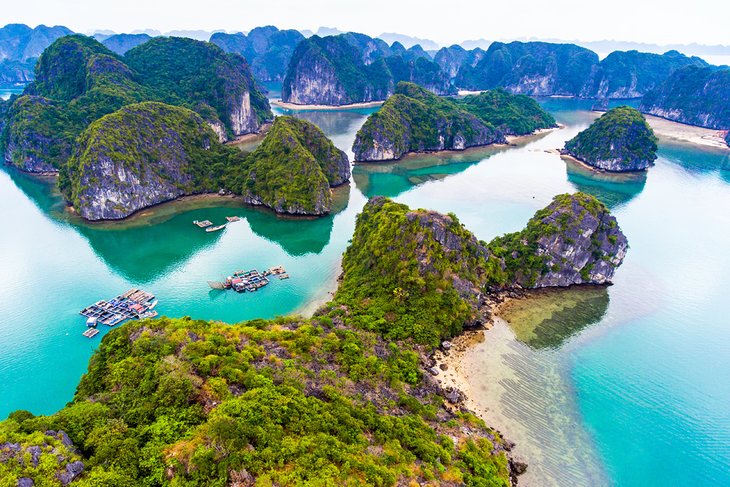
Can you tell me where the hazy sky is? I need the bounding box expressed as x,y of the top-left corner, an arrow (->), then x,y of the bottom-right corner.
4,0 -> 729,46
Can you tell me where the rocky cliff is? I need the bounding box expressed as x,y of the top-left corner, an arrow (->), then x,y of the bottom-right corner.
456,41 -> 598,96
580,50 -> 707,99
486,193 -> 628,288
563,106 -> 658,172
62,102 -> 226,220
2,34 -> 274,174
639,65 -> 730,129
210,26 -> 305,82
434,45 -> 486,80
352,82 -> 555,161
336,192 -> 628,345
237,116 -> 350,215
282,33 -> 454,105
125,37 -> 272,140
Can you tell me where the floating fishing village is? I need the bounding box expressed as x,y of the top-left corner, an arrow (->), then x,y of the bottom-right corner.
79,289 -> 158,338
78,217 -> 290,338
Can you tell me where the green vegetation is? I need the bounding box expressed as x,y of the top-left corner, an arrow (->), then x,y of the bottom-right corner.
0,314 -> 511,486
456,88 -> 557,135
486,193 -> 618,287
229,116 -> 350,215
564,106 -> 657,171
61,109 -> 347,219
60,102 -> 243,218
125,36 -> 271,136
640,65 -> 730,129
353,82 -> 556,161
282,34 -> 454,105
456,41 -> 598,95
334,197 -> 492,346
0,34 -> 272,173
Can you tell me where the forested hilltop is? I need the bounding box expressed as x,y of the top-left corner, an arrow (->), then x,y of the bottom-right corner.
0,192 -> 628,486
563,106 -> 658,172
61,112 -> 349,220
352,82 -> 556,161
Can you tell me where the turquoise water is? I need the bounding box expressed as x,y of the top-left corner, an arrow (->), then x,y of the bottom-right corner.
0,86 -> 24,100
1,97 -> 729,486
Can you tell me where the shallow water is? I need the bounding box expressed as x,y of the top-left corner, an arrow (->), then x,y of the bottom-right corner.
1,96 -> 729,486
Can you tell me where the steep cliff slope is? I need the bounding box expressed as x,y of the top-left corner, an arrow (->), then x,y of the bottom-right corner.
639,65 -> 730,129
125,37 -> 272,139
336,193 -> 628,345
210,26 -> 304,82
352,83 -> 555,161
282,33 -> 454,105
456,41 -> 599,96
580,50 -> 708,99
235,116 -> 350,215
563,106 -> 658,171
62,102 -> 232,220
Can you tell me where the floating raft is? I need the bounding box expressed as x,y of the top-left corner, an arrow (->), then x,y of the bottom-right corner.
226,216 -> 241,222
82,328 -> 99,339
193,220 -> 213,228
208,266 -> 289,293
80,289 -> 158,329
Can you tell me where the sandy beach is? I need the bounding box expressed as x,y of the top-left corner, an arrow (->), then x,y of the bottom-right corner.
272,99 -> 384,110
643,114 -> 729,150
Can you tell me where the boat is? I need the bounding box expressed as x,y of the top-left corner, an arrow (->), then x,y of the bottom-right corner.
205,224 -> 227,233
147,299 -> 158,309
225,216 -> 241,223
86,317 -> 98,328
208,280 -> 227,290
82,328 -> 100,338
193,220 -> 213,228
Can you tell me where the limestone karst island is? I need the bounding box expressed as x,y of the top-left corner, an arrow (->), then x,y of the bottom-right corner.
1,2 -> 729,487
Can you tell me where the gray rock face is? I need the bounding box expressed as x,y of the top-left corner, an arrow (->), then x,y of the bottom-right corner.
507,194 -> 628,288
57,461 -> 84,485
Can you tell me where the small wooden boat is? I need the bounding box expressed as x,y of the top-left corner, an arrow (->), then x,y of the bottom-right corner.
205,224 -> 227,233
193,220 -> 213,228
86,317 -> 98,328
208,281 -> 227,290
225,216 -> 241,222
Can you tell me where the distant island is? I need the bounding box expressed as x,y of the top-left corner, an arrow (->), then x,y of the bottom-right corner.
352,82 -> 556,161
0,192 -> 628,486
563,106 -> 658,172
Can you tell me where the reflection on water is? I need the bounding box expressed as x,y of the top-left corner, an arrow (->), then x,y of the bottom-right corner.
500,286 -> 610,350
565,159 -> 648,209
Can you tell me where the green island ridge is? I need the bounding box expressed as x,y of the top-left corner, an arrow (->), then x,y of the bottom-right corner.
0,192 -> 627,486
352,82 -> 556,161
639,65 -> 730,130
0,34 -> 272,174
232,116 -> 350,216
282,34 -> 454,106
60,110 -> 350,220
563,106 -> 658,172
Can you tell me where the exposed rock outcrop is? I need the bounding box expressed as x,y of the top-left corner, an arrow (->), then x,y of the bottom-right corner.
62,102 -> 223,220
639,65 -> 730,129
282,33 -> 454,105
336,192 -> 628,344
563,106 -> 658,172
